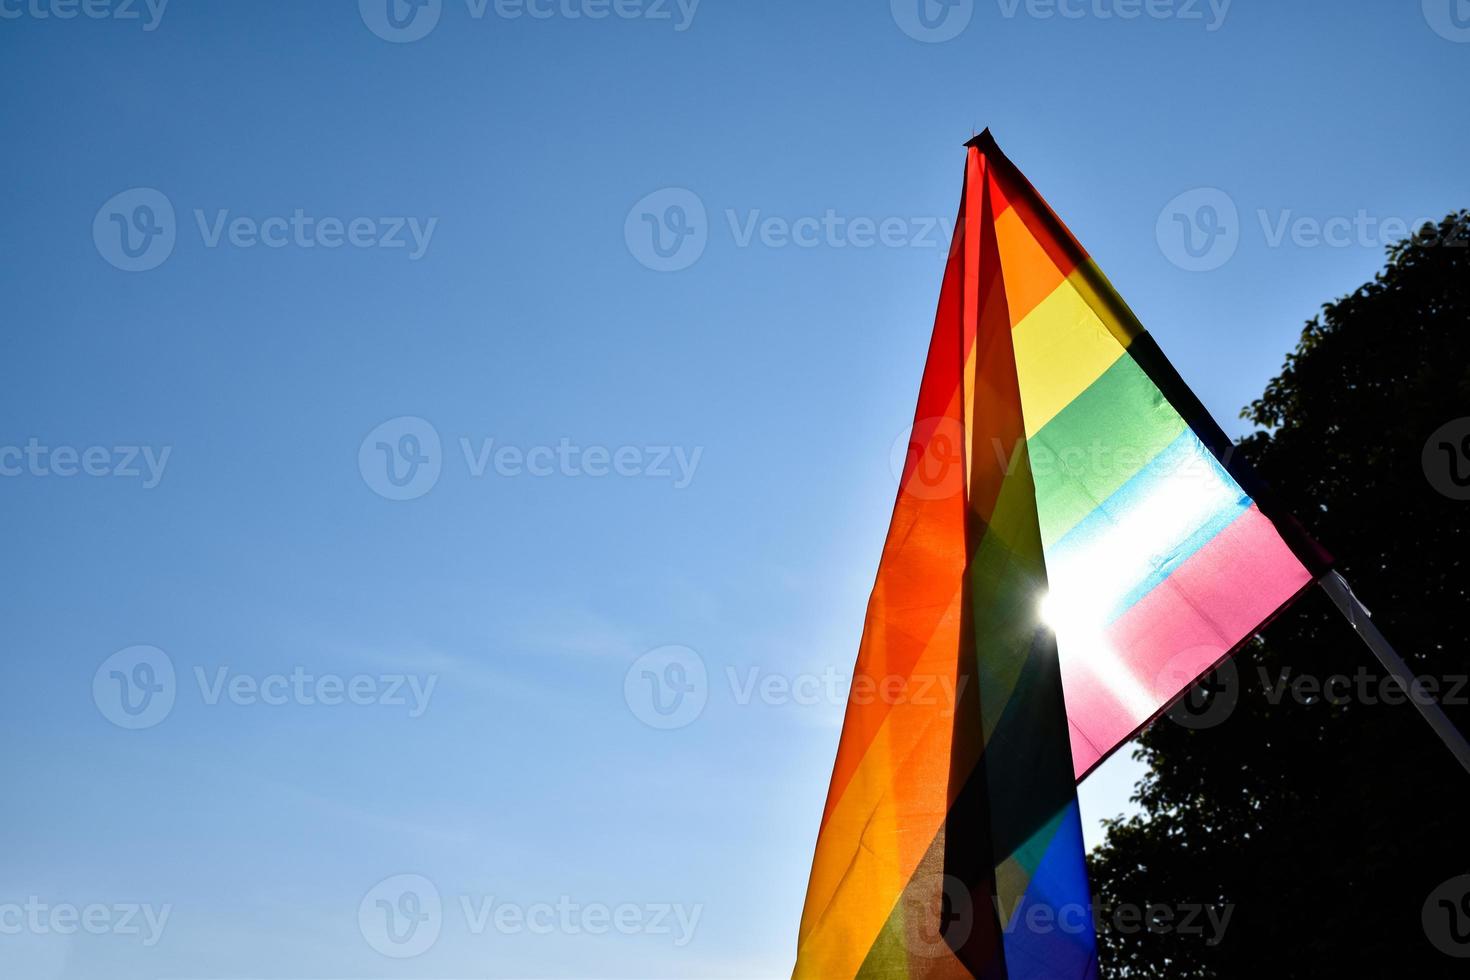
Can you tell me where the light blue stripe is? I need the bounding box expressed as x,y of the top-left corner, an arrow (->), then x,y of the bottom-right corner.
1043,430 -> 1251,626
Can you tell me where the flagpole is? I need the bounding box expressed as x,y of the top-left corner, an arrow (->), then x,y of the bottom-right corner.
1319,570 -> 1470,777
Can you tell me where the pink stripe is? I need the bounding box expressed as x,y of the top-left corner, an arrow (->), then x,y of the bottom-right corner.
1064,505 -> 1312,779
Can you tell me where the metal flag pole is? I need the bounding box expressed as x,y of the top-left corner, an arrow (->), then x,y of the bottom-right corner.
1319,570 -> 1470,777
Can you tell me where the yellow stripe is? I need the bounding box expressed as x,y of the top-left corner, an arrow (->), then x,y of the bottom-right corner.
1013,271 -> 1128,437
794,711 -> 908,978
795,590 -> 963,976
1071,257 -> 1146,349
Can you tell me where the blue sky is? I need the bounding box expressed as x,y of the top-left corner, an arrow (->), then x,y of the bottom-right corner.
2,1 -> 1467,977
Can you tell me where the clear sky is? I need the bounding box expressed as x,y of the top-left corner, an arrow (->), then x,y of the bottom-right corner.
2,1 -> 1467,977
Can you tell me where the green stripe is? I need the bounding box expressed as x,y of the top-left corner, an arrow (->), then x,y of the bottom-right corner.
1029,354 -> 1185,547
969,442 -> 1051,742
1006,806 -> 1070,881
855,894 -> 914,979
855,827 -> 948,979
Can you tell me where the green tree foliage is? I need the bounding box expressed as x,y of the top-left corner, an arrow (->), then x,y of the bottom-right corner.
1090,213 -> 1470,978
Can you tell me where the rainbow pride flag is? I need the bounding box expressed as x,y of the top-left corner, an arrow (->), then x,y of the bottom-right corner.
794,133 -> 1329,978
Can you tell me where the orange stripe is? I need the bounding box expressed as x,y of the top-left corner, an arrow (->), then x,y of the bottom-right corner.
798,160 -> 978,975
795,587 -> 965,972
818,173 -> 973,829
988,152 -> 1088,285
819,385 -> 968,831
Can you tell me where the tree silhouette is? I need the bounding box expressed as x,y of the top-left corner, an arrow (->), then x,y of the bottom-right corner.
1090,212 -> 1470,978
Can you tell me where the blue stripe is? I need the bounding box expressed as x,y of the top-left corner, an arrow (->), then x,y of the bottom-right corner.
1001,801 -> 1099,980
